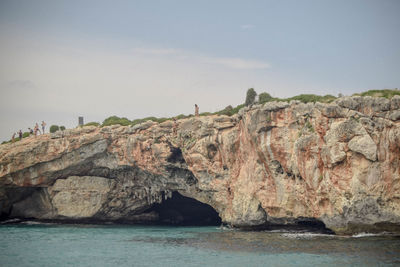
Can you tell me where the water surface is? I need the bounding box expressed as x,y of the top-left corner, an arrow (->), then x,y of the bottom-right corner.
1,223 -> 399,266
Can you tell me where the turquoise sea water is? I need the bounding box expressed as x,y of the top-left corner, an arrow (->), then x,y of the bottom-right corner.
1,223 -> 399,267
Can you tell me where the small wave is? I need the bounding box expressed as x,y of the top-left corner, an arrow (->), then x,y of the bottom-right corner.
267,229 -> 289,233
21,221 -> 44,225
352,232 -> 388,238
20,221 -> 57,226
281,232 -> 333,239
217,225 -> 235,231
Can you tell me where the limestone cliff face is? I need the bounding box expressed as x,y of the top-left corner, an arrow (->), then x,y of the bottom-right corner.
1,96 -> 400,234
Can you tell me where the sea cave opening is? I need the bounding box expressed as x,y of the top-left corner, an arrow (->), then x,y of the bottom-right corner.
148,191 -> 221,226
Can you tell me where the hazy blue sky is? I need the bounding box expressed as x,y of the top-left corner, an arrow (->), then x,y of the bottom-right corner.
0,0 -> 399,141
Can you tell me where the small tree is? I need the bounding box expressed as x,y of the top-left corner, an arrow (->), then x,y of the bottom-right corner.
217,105 -> 234,116
50,125 -> 59,133
245,88 -> 257,106
60,126 -> 66,131
102,116 -> 131,127
258,92 -> 273,104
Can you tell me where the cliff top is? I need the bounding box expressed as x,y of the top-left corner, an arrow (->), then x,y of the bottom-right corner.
0,93 -> 399,234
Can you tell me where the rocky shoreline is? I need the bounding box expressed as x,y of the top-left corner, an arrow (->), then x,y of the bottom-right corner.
1,96 -> 400,234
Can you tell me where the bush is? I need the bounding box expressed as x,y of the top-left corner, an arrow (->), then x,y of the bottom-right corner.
213,104 -> 245,117
215,105 -> 234,116
60,126 -> 66,131
258,92 -> 273,104
231,104 -> 245,114
245,88 -> 257,106
269,94 -> 337,104
152,117 -> 169,123
285,94 -> 337,103
22,132 -> 30,138
83,122 -> 100,127
353,89 -> 400,98
102,116 -> 131,127
175,114 -> 190,120
50,125 -> 59,133
131,116 -> 171,126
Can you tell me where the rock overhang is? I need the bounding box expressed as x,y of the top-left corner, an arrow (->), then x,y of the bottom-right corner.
0,96 -> 400,234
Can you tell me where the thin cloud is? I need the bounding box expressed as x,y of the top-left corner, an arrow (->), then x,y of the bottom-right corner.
240,24 -> 255,30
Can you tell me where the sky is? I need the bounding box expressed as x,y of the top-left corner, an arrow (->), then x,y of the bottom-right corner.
0,0 -> 399,141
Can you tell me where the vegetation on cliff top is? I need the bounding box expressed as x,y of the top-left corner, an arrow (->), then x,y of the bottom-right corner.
60,88 -> 400,128
102,116 -> 131,127
2,88 -> 399,144
49,125 -> 66,133
98,88 -> 398,127
245,88 -> 257,106
1,132 -> 31,144
83,122 -> 101,127
352,89 -> 400,98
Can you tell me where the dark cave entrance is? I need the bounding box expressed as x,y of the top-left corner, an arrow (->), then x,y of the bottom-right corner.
148,192 -> 221,226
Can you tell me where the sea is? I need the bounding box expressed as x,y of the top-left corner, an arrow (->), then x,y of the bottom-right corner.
1,223 -> 399,267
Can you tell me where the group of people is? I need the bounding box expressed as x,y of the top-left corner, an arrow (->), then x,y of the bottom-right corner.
8,105 -> 200,143
11,121 -> 46,142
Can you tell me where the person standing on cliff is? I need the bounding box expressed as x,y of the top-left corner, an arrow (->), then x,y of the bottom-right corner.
35,123 -> 41,135
18,130 -> 22,140
41,121 -> 46,134
34,124 -> 38,136
11,132 -> 16,143
195,104 -> 199,117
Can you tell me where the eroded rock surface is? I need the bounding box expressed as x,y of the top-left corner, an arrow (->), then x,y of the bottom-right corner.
1,96 -> 400,234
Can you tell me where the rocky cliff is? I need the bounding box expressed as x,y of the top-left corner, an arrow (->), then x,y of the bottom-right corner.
1,96 -> 400,234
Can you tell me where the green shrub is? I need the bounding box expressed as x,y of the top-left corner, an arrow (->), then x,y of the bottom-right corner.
102,116 -> 131,127
214,105 -> 233,116
83,122 -> 100,127
175,114 -> 190,120
22,132 -> 30,138
213,104 -> 245,117
131,116 -> 171,126
154,117 -> 169,123
353,89 -> 400,98
245,88 -> 257,106
131,117 -> 155,126
60,126 -> 66,131
232,104 -> 245,114
50,125 -> 59,133
266,94 -> 336,104
285,94 -> 337,103
259,92 -> 273,104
